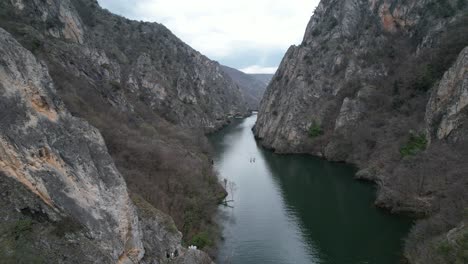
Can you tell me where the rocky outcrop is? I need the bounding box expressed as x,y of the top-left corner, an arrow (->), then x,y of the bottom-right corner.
131,194 -> 213,264
0,27 -> 141,262
255,0 -> 468,263
221,65 -> 269,110
426,47 -> 468,142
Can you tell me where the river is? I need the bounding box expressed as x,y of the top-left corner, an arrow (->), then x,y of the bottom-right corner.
209,115 -> 412,264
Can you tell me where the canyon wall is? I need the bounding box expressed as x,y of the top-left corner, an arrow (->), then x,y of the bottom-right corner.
0,27 -> 212,263
254,0 -> 468,262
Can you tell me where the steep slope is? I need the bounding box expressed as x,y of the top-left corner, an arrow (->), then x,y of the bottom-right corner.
0,27 -> 211,264
0,0 -> 247,251
404,46 -> 468,264
254,0 -> 468,262
221,65 -> 268,110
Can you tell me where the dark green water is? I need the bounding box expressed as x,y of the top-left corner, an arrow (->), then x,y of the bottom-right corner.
210,115 -> 412,264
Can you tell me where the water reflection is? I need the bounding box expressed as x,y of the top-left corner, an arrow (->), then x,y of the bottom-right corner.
211,115 -> 412,264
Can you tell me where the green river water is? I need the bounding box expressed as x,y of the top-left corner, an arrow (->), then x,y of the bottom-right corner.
210,115 -> 412,264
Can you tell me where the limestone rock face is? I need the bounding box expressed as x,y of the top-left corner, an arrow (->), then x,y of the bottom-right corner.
0,27 -> 143,262
254,0 -> 468,263
0,24 -> 212,264
255,0 -> 446,153
426,47 -> 468,142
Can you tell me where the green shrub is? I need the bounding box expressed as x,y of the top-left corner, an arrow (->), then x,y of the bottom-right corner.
437,240 -> 453,257
13,219 -> 32,237
458,0 -> 467,9
53,217 -> 83,237
428,0 -> 455,18
459,233 -> 468,263
413,64 -> 437,91
400,133 -> 428,157
109,80 -> 121,91
190,232 -> 212,249
101,63 -> 111,71
435,230 -> 468,263
182,202 -> 204,235
311,28 -> 321,37
309,121 -> 324,138
30,39 -> 42,53
0,218 -> 45,264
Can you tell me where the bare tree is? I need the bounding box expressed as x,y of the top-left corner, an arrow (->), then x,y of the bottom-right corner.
221,178 -> 236,208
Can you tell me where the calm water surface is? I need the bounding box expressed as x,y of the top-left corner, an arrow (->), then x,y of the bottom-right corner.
210,115 -> 412,264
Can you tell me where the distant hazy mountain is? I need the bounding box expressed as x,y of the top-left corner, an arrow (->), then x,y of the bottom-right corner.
249,73 -> 274,86
221,65 -> 271,110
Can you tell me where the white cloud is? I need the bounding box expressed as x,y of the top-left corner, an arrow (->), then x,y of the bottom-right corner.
240,65 -> 278,74
98,0 -> 320,68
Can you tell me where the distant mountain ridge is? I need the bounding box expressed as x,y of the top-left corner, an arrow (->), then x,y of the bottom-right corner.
221,65 -> 271,110
249,73 -> 274,86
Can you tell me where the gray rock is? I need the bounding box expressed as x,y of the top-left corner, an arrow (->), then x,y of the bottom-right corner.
354,167 -> 378,181
426,47 -> 468,142
0,27 -> 143,262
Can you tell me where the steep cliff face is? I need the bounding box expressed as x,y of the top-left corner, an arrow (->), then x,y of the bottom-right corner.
0,0 -> 242,249
0,27 -> 213,263
256,0 -> 467,153
426,47 -> 468,142
255,0 -> 468,262
0,0 -> 247,131
0,27 -> 142,262
221,65 -> 269,110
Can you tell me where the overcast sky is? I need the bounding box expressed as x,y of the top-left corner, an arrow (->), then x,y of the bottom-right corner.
97,0 -> 320,74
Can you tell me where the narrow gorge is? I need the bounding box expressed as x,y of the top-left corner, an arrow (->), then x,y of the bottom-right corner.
0,0 -> 466,263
